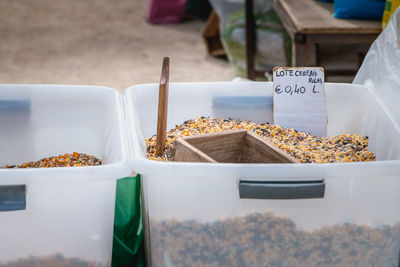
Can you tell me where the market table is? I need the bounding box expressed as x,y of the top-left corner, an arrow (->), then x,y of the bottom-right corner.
245,0 -> 382,79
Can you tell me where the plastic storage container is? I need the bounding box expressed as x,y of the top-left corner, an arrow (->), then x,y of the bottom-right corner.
126,82 -> 400,266
0,85 -> 130,266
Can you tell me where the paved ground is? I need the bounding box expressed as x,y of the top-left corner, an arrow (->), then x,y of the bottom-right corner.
0,0 -> 235,92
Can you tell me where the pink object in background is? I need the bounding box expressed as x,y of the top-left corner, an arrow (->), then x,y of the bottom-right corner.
146,0 -> 187,24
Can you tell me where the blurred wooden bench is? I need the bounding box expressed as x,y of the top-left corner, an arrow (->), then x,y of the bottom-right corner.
246,0 -> 382,79
202,10 -> 226,57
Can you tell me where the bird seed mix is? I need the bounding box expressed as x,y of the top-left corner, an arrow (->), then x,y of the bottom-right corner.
2,152 -> 101,168
0,254 -> 106,267
146,117 -> 375,163
150,212 -> 400,267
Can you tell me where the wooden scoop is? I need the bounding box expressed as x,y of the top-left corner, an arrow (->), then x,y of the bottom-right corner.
172,129 -> 299,163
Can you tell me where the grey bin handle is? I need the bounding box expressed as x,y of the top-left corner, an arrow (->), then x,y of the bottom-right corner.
0,185 -> 26,211
239,180 -> 325,199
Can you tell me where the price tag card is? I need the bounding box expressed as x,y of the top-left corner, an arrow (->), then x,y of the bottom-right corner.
273,66 -> 327,137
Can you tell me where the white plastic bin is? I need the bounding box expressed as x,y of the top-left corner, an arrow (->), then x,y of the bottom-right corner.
126,82 -> 400,266
0,85 -> 130,266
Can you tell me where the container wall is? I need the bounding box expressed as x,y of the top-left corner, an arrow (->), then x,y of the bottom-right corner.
144,174 -> 400,266
0,85 -> 125,166
126,82 -> 400,266
0,180 -> 116,266
325,86 -> 400,160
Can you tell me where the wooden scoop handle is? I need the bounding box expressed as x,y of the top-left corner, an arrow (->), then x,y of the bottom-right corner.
156,57 -> 170,156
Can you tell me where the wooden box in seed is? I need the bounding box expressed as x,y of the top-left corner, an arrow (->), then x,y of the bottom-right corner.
172,129 -> 299,163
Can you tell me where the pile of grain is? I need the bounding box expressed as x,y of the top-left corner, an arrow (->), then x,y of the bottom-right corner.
150,212 -> 400,267
3,152 -> 101,168
146,117 -> 375,163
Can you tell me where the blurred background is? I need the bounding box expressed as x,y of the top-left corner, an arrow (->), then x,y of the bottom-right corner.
0,0 -> 234,92
0,0 -> 398,92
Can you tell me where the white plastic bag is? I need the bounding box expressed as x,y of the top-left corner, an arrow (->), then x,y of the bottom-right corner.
353,7 -> 400,122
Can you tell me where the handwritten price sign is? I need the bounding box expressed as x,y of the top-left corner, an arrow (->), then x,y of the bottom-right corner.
273,67 -> 327,137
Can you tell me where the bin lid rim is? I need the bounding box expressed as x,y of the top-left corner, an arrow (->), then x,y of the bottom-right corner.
130,156 -> 400,179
